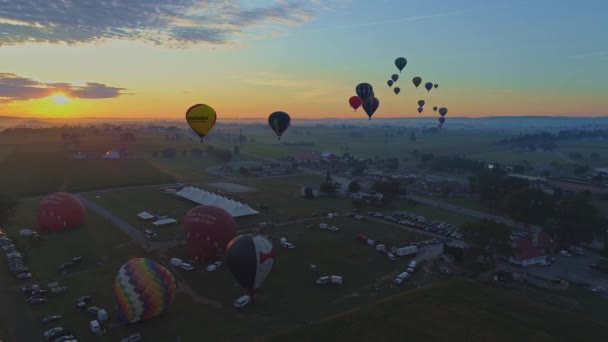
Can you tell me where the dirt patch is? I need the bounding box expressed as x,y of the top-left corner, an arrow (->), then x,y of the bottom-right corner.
208,182 -> 257,193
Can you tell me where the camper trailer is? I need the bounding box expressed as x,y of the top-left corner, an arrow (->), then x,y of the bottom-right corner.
394,272 -> 409,284
407,260 -> 417,273
395,245 -> 417,257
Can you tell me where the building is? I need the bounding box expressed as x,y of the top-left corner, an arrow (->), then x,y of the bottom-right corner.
320,152 -> 340,162
289,153 -> 321,163
509,237 -> 546,267
548,177 -> 608,198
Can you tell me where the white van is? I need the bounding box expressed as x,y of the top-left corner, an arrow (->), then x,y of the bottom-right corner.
170,258 -> 183,267
97,309 -> 108,322
89,320 -> 102,335
316,276 -> 331,285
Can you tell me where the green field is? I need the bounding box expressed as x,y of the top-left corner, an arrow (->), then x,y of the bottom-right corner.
266,278 -> 608,342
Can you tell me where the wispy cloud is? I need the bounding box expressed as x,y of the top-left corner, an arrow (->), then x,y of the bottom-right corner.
0,0 -> 347,47
0,73 -> 129,103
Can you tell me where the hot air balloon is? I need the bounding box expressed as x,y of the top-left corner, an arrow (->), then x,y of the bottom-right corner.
395,57 -> 407,73
387,80 -> 393,87
433,106 -> 438,112
114,258 -> 176,324
362,96 -> 379,120
268,111 -> 291,140
417,107 -> 423,114
434,84 -> 439,89
226,234 -> 275,297
412,77 -> 422,88
391,74 -> 399,82
425,82 -> 433,92
394,87 -> 401,95
439,107 -> 448,117
438,117 -> 446,125
183,205 -> 238,260
349,96 -> 362,111
37,192 -> 86,233
417,100 -> 425,107
186,104 -> 217,142
355,83 -> 374,102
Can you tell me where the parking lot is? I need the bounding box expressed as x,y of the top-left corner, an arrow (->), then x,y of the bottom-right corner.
507,251 -> 608,296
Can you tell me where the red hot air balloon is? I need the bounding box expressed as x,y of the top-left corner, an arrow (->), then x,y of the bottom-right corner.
183,205 -> 238,260
349,96 -> 362,111
37,192 -> 86,233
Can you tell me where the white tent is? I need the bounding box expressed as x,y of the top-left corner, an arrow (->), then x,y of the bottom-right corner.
174,186 -> 259,218
137,211 -> 155,220
152,218 -> 177,226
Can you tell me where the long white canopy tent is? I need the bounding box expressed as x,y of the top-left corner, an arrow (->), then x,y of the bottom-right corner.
174,186 -> 259,218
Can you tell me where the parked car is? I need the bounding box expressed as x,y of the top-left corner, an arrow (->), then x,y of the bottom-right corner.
560,250 -> 572,257
42,315 -> 62,324
52,335 -> 75,342
72,256 -> 83,264
87,306 -> 101,315
76,295 -> 91,304
120,333 -> 142,342
16,272 -> 32,280
233,295 -> 252,308
22,284 -> 40,293
44,327 -> 66,340
30,297 -> 48,305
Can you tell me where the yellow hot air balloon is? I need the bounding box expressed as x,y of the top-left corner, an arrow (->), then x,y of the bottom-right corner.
186,104 -> 217,142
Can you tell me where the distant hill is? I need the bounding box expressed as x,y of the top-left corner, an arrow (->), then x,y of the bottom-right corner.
263,278 -> 608,342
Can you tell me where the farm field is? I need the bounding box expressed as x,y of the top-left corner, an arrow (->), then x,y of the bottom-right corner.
2,200 -> 432,341
266,278 -> 608,342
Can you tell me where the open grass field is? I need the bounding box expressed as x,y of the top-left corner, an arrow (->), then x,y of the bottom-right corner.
266,278 -> 608,342
212,125 -> 508,160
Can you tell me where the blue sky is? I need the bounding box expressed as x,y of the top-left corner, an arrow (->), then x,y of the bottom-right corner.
0,0 -> 606,118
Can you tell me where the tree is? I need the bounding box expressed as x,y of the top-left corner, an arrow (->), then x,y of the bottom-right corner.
320,182 -> 335,193
460,219 -> 513,264
590,152 -> 600,160
191,148 -> 203,157
0,193 -> 17,225
548,195 -> 607,246
513,164 -> 525,174
233,145 -> 240,155
386,158 -> 399,170
503,188 -> 556,225
239,167 -> 249,175
574,165 -> 590,175
568,152 -> 582,160
303,187 -> 314,199
347,181 -> 361,193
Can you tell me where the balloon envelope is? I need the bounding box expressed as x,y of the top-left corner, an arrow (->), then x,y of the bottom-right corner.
412,77 -> 422,88
184,205 -> 238,260
186,104 -> 217,140
439,117 -> 446,124
417,100 -> 425,107
37,192 -> 86,233
226,234 -> 275,296
433,106 -> 438,112
362,97 -> 379,119
394,87 -> 401,95
425,82 -> 433,92
387,80 -> 393,87
268,111 -> 291,140
349,96 -> 362,111
417,107 -> 423,114
439,107 -> 448,117
434,84 -> 439,89
355,83 -> 374,102
114,258 -> 176,324
391,74 -> 399,82
395,57 -> 407,72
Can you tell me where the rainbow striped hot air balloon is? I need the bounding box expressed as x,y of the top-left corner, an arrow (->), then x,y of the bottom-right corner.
114,258 -> 176,323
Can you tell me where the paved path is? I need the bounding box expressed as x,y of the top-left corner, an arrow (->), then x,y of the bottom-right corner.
402,194 -> 537,231
76,195 -> 181,252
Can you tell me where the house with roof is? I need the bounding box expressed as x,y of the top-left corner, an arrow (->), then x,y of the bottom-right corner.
509,237 -> 546,267
320,152 -> 340,162
289,153 -> 321,163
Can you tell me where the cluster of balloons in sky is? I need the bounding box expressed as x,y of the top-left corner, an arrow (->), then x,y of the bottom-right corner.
113,205 -> 276,324
185,56 -> 449,141
349,57 -> 449,127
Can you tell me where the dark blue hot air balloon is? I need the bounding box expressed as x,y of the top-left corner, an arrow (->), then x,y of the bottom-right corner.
268,111 -> 291,140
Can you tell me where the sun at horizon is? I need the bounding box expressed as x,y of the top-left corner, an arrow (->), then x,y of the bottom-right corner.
51,93 -> 71,105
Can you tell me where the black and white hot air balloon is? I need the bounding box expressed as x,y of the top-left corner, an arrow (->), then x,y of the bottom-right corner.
225,234 -> 275,298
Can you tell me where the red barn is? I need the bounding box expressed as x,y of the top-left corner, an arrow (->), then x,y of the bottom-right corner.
37,192 -> 86,233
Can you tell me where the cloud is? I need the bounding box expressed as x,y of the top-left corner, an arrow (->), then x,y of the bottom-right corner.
0,0 -> 347,47
0,73 -> 129,103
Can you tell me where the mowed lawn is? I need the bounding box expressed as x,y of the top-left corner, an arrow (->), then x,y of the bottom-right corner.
265,278 -> 608,342
165,216 -> 428,340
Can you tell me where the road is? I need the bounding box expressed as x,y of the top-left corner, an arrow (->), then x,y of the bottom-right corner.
76,195 -> 181,252
402,194 -> 537,231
